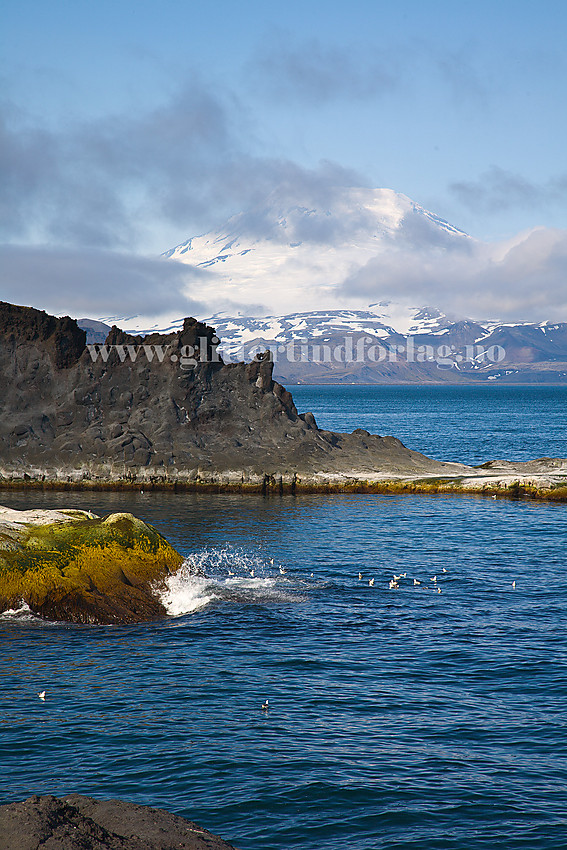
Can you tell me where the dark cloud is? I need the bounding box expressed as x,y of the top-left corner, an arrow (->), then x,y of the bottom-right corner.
246,38 -> 398,105
339,226 -> 567,322
0,83 -> 367,254
0,245 -> 210,319
0,84 -> 238,250
450,166 -> 567,213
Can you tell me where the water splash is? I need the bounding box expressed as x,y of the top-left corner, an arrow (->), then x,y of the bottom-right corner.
188,546 -> 269,577
0,601 -> 41,622
156,547 -> 304,616
157,565 -> 216,617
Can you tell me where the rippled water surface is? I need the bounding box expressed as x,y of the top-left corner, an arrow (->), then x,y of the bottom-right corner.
2,386 -> 567,849
291,384 -> 567,464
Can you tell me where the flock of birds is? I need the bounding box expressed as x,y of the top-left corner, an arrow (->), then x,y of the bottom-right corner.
361,568 -> 448,593
361,568 -> 517,595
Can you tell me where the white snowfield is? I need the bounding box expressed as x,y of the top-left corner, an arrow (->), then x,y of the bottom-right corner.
161,186 -> 470,321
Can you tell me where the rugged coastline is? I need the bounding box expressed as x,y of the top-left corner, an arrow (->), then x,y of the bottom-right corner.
1,301 -> 566,500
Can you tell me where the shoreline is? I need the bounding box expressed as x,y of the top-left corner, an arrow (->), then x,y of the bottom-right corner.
2,477 -> 566,502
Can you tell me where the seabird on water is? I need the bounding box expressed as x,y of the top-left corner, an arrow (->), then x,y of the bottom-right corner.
262,699 -> 269,710
38,691 -> 46,701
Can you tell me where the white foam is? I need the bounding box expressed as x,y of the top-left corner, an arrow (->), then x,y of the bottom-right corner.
156,548 -> 305,616
157,562 -> 216,617
0,601 -> 40,622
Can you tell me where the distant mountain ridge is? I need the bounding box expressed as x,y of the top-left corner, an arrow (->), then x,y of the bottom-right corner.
80,305 -> 567,384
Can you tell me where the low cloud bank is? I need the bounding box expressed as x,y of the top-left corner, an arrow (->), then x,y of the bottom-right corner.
0,245 -> 209,319
340,223 -> 567,323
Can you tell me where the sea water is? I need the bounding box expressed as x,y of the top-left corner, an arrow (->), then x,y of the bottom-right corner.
1,386 -> 567,849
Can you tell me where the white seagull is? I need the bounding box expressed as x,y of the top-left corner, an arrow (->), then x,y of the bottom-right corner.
262,699 -> 269,710
369,578 -> 375,586
38,691 -> 46,701
413,579 -> 421,586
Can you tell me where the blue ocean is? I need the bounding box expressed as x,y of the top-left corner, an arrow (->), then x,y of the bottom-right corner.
2,385 -> 567,849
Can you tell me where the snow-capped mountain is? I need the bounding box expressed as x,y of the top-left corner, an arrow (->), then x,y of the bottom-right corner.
80,186 -> 567,383
115,304 -> 455,344
161,186 -> 470,319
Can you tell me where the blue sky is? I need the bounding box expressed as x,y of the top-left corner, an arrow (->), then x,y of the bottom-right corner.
1,0 -> 567,320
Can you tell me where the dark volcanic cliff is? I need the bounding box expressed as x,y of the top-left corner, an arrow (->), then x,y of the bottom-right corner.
3,300 -> 566,494
0,301 -> 472,487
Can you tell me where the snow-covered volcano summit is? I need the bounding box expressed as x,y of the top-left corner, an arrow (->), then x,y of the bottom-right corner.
163,186 -> 470,317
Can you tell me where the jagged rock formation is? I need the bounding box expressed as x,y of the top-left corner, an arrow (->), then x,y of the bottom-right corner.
0,506 -> 184,623
1,301 -> 566,495
0,301 -> 467,486
0,795 -> 237,850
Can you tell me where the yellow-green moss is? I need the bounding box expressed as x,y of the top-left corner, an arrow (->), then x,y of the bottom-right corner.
0,512 -> 184,624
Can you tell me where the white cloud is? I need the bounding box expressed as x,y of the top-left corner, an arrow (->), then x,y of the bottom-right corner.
340,226 -> 567,322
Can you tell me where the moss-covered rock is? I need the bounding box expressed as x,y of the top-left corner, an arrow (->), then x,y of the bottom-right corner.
0,506 -> 184,624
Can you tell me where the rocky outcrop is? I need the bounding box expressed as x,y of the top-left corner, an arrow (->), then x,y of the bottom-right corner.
0,506 -> 184,623
0,300 -> 86,369
0,301 -> 466,484
0,795 -> 237,850
1,301 -> 566,496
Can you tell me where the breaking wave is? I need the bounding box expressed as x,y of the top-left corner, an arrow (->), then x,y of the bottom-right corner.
0,601 -> 42,623
156,546 -> 305,617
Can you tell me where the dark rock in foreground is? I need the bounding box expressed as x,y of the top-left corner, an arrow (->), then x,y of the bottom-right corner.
0,795 -> 238,850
